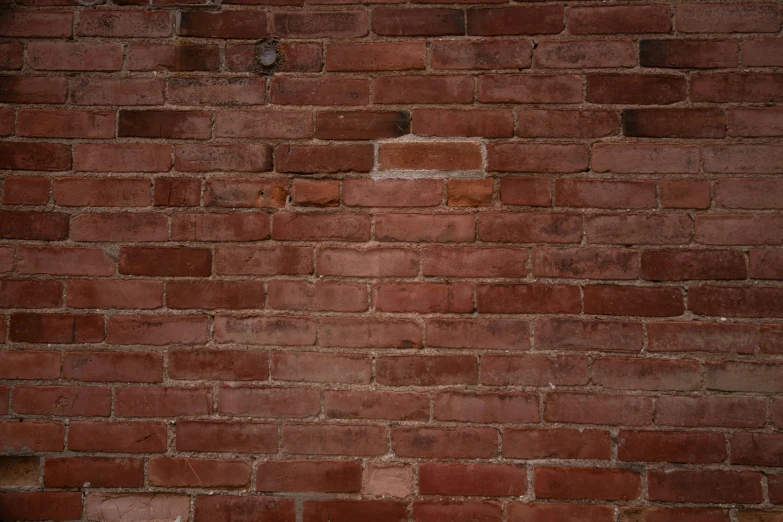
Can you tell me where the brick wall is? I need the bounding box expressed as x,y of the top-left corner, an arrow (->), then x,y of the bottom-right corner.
1,1 -> 783,521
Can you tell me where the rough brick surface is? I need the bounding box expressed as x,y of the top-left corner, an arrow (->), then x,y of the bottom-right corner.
1,1 -> 782,517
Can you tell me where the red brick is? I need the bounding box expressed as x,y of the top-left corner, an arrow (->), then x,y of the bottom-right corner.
704,144 -> 783,175
0,76 -> 66,104
676,3 -> 782,33
641,250 -> 746,281
316,111 -> 410,139
655,396 -> 766,428
586,214 -> 692,244
0,492 -> 81,522
1,177 -> 49,205
272,76 -> 369,105
28,42 -> 122,71
374,7 -> 463,36
321,317 -> 421,349
660,180 -> 711,209
619,430 -> 726,464
257,460 -> 362,493
204,178 -> 289,208
169,349 -> 269,381
545,393 -> 653,426
225,41 -> 321,73
648,321 -> 757,354
327,41 -> 424,71
128,43 -> 220,71
54,178 -> 150,207
0,246 -> 11,272
0,42 -> 22,70
499,177 -> 551,206
509,503 -> 614,522
171,212 -> 270,242
431,40 -> 531,70
78,10 -> 171,37
303,500 -> 405,522
434,391 -> 538,424
12,385 -> 110,416
283,424 -> 387,456
729,107 -> 783,137
771,478 -> 783,505
731,433 -> 783,466
705,360 -> 783,393
689,285 -> 783,318
692,74 -> 783,103
179,10 -> 266,38
751,249 -> 783,279
585,285 -> 684,317
568,5 -> 671,34
87,493 -> 189,522
374,75 -> 474,104
480,354 -> 589,386
414,501 -> 501,522
535,467 -> 641,500
317,246 -> 417,276
70,77 -> 164,105
373,283 -> 468,313
0,351 -> 60,380
115,386 -> 211,417
489,143 -> 589,172
176,420 -> 277,454
640,39 -> 739,69
377,355 -> 477,386
648,470 -> 762,504
272,351 -> 371,384
556,179 -> 655,209
468,6 -> 563,35
176,143 -> 272,172
68,421 -> 167,453
536,39 -> 636,68
477,284 -> 581,314
744,38 -> 783,66
594,357 -> 701,391
621,508 -> 729,522
0,142 -> 71,171
535,317 -> 643,352
149,457 -> 250,488
74,143 -> 170,173
0,108 -> 12,134
0,10 -> 73,37
119,247 -> 211,277
10,313 -> 104,344
107,315 -> 209,345
119,110 -> 210,139
533,247 -> 638,280
45,458 -> 144,488
517,109 -> 618,138
70,213 -> 165,242
325,390 -> 429,421
18,109 -> 115,138
196,496 -> 294,522
0,279 -> 61,308
375,213 -> 476,242
215,245 -> 313,275
292,179 -> 339,206
588,74 -> 687,105
413,109 -> 512,138
427,317 -> 529,350
273,10 -> 367,37
448,179 -> 493,206
762,325 -> 783,354
344,179 -> 443,206
504,428 -> 611,460
275,144 -> 373,173
623,108 -> 726,138
64,351 -> 163,383
715,178 -> 783,209
696,215 -> 783,245
0,420 -> 64,452
268,280 -> 365,312
214,315 -> 316,346
168,77 -> 266,105
479,74 -> 582,104
479,212 -> 582,243
392,426 -> 496,458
